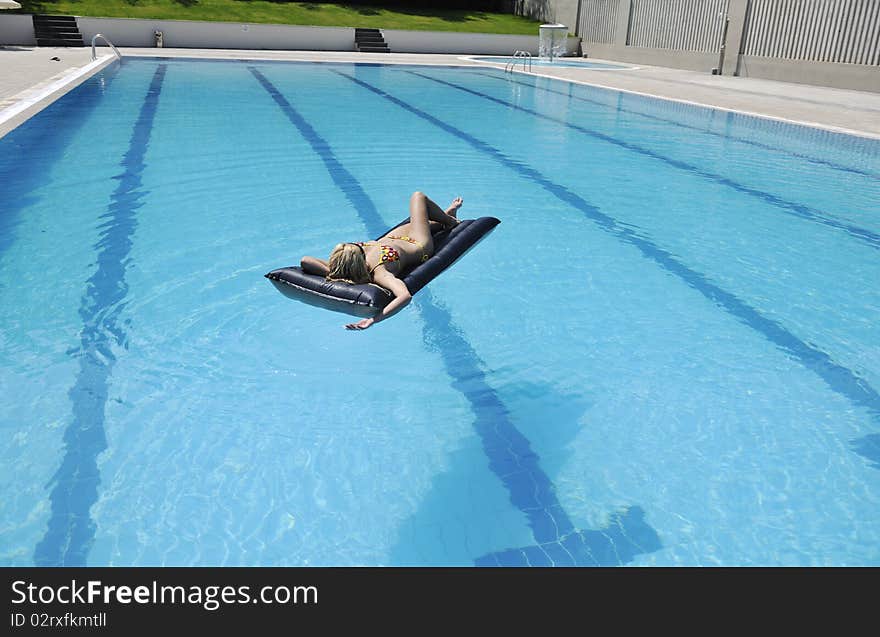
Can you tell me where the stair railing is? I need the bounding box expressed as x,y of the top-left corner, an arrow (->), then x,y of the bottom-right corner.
91,34 -> 122,62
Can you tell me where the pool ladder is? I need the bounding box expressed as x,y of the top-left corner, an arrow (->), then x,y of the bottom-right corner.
90,33 -> 122,62
505,50 -> 532,73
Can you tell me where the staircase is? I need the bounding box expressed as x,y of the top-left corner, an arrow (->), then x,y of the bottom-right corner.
32,15 -> 84,47
355,28 -> 389,53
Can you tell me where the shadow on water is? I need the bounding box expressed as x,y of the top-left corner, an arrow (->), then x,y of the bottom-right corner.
852,434 -> 880,470
385,292 -> 662,566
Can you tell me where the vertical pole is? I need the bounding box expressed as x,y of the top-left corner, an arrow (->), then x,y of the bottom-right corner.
716,17 -> 730,73
722,0 -> 751,76
613,0 -> 633,48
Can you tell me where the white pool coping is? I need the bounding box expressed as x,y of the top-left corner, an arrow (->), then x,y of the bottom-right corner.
460,55 -> 642,72
0,54 -> 116,138
509,64 -> 880,141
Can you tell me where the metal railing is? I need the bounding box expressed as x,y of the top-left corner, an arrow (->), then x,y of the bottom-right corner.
90,33 -> 122,62
505,50 -> 533,72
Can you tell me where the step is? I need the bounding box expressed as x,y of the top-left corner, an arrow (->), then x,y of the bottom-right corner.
358,46 -> 390,53
35,35 -> 83,44
34,29 -> 82,38
33,16 -> 78,25
356,37 -> 386,45
32,14 -> 82,46
355,28 -> 382,34
35,38 -> 84,47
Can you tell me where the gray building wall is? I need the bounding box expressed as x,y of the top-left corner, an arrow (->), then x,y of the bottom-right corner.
76,17 -> 355,51
539,0 -> 880,92
0,14 -> 36,45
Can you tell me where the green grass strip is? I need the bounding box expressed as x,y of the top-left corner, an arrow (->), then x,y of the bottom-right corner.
16,1 -> 543,34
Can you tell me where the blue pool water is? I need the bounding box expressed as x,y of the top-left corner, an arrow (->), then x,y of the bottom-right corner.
472,56 -> 628,69
1,58 -> 879,566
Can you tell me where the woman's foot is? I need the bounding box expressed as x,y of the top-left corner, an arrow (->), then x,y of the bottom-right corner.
445,197 -> 463,226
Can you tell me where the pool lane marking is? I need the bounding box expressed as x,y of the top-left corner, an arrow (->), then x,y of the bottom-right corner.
471,69 -> 880,182
333,69 -> 880,426
249,65 -> 662,566
414,289 -> 661,566
404,70 -> 880,253
249,68 -> 387,231
33,64 -> 168,567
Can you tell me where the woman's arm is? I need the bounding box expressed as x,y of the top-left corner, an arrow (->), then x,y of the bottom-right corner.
301,256 -> 330,276
345,269 -> 411,330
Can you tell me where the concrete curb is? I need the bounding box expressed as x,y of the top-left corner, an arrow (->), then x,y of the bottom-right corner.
0,54 -> 116,138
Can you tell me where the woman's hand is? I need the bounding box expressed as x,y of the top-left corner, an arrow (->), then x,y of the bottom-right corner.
345,317 -> 375,330
345,271 -> 410,331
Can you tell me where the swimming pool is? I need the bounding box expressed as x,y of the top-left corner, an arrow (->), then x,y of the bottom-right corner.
470,56 -> 630,69
1,57 -> 878,566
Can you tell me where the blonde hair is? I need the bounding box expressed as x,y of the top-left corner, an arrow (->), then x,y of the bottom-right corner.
326,243 -> 370,284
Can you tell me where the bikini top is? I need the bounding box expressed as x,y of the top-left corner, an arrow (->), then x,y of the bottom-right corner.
356,242 -> 401,273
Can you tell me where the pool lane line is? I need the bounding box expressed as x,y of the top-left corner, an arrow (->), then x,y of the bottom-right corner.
33,64 -> 168,567
405,70 -> 880,253
333,69 -> 880,428
249,67 -> 387,232
414,288 -> 662,566
249,65 -> 662,566
852,433 -> 880,470
470,69 -> 880,182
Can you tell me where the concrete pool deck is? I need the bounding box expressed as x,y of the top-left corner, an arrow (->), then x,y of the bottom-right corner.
2,45 -> 879,139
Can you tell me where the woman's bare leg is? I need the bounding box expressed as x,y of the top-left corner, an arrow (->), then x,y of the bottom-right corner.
386,192 -> 463,253
427,197 -> 462,233
406,191 -> 461,237
420,192 -> 462,228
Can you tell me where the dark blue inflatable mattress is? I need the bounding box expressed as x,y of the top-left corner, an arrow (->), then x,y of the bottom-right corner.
265,216 -> 500,317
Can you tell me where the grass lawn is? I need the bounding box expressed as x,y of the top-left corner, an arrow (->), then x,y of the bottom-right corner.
14,1 -> 542,34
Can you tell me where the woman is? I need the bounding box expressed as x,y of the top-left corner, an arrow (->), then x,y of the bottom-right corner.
301,191 -> 463,330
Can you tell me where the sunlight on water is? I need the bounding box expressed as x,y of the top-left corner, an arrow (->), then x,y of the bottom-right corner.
1,58 -> 878,566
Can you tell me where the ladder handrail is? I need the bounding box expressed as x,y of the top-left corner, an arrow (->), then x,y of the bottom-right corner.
91,33 -> 122,62
505,50 -> 523,72
505,50 -> 532,73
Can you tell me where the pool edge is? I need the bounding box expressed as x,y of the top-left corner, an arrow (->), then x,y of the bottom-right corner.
506,64 -> 880,142
0,55 -> 117,140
